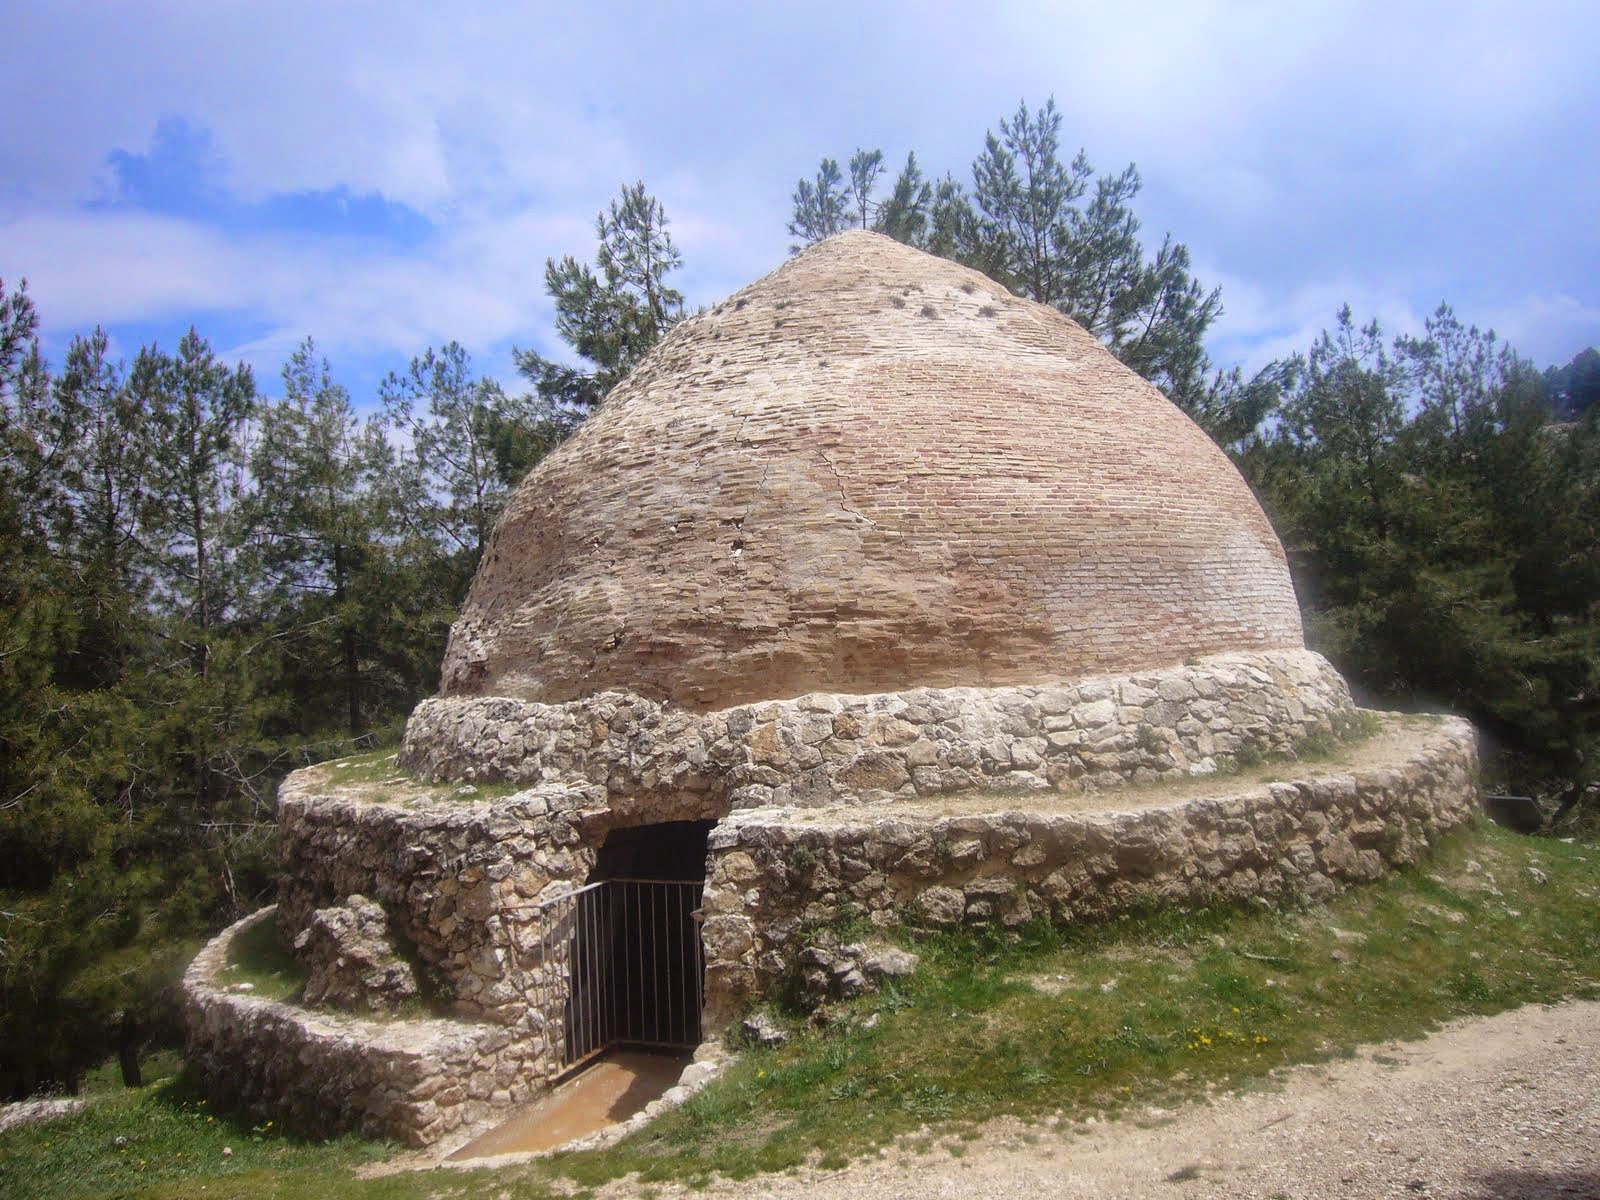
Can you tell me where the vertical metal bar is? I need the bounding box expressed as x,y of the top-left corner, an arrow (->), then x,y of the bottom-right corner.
588,889 -> 596,1060
634,881 -> 644,1045
650,881 -> 660,1046
683,883 -> 692,1043
667,883 -> 678,1045
608,889 -> 614,1049
585,890 -> 592,1060
536,911 -> 545,1070
574,891 -> 583,1065
562,895 -> 569,1064
549,898 -> 559,1071
621,881 -> 630,1044
592,889 -> 601,1056
682,882 -> 692,1043
584,890 -> 593,1061
674,884 -> 683,1044
545,901 -> 554,1069
634,882 -> 643,1046
560,896 -> 572,1075
570,892 -> 580,1068
593,888 -> 601,1060
635,882 -> 645,1045
610,883 -> 619,1049
693,883 -> 704,1043
662,881 -> 672,1044
606,883 -> 615,1048
566,893 -> 574,1067
601,889 -> 608,1049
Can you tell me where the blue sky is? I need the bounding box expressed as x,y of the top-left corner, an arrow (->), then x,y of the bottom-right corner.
3,1 -> 1596,405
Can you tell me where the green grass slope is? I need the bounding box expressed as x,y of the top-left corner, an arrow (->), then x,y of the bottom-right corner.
2,821 -> 1595,1200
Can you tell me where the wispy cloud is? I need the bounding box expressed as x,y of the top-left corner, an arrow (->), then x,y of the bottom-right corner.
2,0 -> 1595,395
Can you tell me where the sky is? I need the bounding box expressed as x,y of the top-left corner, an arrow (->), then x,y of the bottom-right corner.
2,1 -> 1596,405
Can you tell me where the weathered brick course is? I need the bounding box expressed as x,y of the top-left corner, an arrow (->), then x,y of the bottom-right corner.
441,231 -> 1303,710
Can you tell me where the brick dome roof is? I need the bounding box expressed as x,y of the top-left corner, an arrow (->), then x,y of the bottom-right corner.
441,231 -> 1304,710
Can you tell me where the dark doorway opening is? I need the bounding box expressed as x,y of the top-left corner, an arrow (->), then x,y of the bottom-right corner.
562,820 -> 714,1061
587,820 -> 716,886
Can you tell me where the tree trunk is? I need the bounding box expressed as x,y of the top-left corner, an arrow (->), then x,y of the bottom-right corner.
117,1011 -> 143,1089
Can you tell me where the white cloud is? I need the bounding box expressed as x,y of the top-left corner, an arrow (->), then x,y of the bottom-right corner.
4,206 -> 564,372
1477,293 -> 1600,368
2,0 -> 1596,383
1202,262 -> 1434,373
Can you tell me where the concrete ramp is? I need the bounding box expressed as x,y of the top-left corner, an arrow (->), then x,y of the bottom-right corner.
448,1049 -> 692,1159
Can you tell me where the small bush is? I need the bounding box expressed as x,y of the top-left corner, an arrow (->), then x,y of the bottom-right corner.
1234,742 -> 1267,769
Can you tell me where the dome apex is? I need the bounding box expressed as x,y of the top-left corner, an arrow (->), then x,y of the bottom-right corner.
443,232 -> 1303,709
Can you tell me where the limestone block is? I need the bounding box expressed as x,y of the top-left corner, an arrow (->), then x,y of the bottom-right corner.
292,895 -> 419,1015
917,886 -> 967,926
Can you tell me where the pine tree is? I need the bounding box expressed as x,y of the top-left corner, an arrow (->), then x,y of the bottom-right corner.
381,342 -> 512,582
46,329 -> 151,687
847,148 -> 885,229
786,158 -> 849,249
1543,347 -> 1600,419
515,182 -> 686,411
250,341 -> 396,735
135,330 -> 255,672
1249,306 -> 1600,819
784,100 -> 1223,406
0,283 -> 163,1095
875,152 -> 933,245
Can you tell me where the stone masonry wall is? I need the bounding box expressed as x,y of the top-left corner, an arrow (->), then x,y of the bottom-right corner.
182,909 -> 545,1147
696,715 -> 1478,1023
286,650 -> 1348,1024
276,777 -> 721,1027
400,649 -> 1352,807
214,703 -> 1475,1145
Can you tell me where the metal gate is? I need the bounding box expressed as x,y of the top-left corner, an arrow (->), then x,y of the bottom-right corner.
526,878 -> 705,1075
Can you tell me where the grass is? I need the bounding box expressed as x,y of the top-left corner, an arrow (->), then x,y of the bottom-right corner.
1293,708 -> 1384,761
916,710 -> 1421,820
216,909 -> 448,1022
0,1064 -> 392,1200
319,747 -> 405,784
319,748 -> 532,802
3,821 -> 1596,1199
216,916 -> 304,1003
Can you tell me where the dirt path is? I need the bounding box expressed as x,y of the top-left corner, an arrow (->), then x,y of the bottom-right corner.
640,999 -> 1600,1200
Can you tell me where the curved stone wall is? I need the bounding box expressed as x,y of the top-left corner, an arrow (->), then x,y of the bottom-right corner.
276,776 -> 720,1027
697,714 -> 1479,1021
181,909 -> 546,1147
292,650 -> 1348,1026
192,711 -> 1479,1145
401,649 -> 1351,802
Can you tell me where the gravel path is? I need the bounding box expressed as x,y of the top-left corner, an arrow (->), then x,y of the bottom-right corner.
640,998 -> 1600,1200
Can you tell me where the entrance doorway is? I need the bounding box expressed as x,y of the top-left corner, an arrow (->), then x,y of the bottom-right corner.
528,820 -> 714,1075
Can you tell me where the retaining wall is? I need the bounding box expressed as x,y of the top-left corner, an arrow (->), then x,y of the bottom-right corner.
697,714 -> 1479,1022
288,650 -> 1348,1019
399,649 -> 1352,805
194,711 -> 1478,1146
181,909 -> 545,1147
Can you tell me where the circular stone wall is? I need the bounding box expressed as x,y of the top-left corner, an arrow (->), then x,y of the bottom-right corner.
443,231 -> 1304,711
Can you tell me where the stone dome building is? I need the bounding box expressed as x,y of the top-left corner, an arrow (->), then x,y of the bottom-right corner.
181,232 -> 1480,1153
444,230 -> 1304,711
